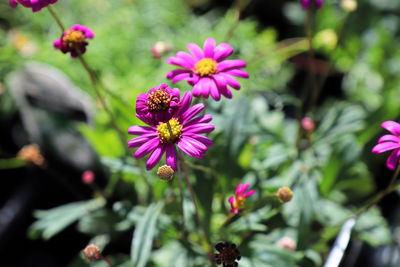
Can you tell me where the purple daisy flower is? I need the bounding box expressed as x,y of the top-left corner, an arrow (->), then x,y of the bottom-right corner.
372,121 -> 400,170
136,84 -> 181,125
53,24 -> 94,58
166,38 -> 249,101
128,91 -> 214,171
302,0 -> 323,9
10,0 -> 57,12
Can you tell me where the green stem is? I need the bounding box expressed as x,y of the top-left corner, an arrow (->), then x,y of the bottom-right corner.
176,160 -> 187,240
47,6 -> 65,31
305,8 -> 319,112
225,0 -> 241,41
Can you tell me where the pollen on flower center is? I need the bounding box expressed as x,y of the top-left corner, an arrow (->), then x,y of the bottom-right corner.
147,89 -> 171,111
63,30 -> 86,49
233,196 -> 245,211
194,58 -> 218,77
157,118 -> 183,143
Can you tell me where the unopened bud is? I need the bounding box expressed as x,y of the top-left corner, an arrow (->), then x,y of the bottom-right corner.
157,165 -> 174,182
83,244 -> 101,262
17,144 -> 45,167
301,117 -> 315,131
82,170 -> 95,184
278,237 -> 296,251
276,187 -> 293,203
151,41 -> 172,59
341,0 -> 357,12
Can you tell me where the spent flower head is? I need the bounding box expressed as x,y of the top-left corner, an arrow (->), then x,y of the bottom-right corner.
10,0 -> 57,12
53,24 -> 94,58
17,144 -> 45,167
277,187 -> 293,203
136,84 -> 181,124
214,242 -> 241,267
166,38 -> 248,101
83,244 -> 101,262
128,90 -> 214,171
372,121 -> 400,170
228,183 -> 255,214
157,165 -> 174,182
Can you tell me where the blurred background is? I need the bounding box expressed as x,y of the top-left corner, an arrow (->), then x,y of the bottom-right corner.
2,0 -> 400,266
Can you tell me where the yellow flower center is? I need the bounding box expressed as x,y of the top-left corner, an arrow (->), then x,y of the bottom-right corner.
157,118 -> 183,143
194,58 -> 218,77
63,30 -> 86,50
147,89 -> 171,111
233,196 -> 245,211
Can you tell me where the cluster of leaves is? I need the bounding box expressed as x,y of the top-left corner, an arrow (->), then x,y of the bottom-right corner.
2,0 -> 400,266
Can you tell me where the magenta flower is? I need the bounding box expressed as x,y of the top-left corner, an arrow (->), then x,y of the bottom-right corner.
302,0 -> 323,9
136,84 -> 181,125
10,0 -> 57,12
128,91 -> 214,171
53,24 -> 94,58
372,121 -> 400,170
166,38 -> 249,101
228,183 -> 255,214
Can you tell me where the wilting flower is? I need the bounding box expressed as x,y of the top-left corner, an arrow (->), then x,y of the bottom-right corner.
228,183 -> 255,214
53,24 -> 94,58
136,84 -> 181,124
128,91 -> 214,171
83,244 -> 101,262
276,187 -> 293,203
301,0 -> 323,9
372,121 -> 400,170
10,0 -> 57,12
214,242 -> 241,267
166,38 -> 248,101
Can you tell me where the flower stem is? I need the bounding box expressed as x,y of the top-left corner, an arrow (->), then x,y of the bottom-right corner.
176,156 -> 187,240
47,6 -> 65,31
178,150 -> 212,250
225,0 -> 241,41
100,256 -> 114,267
305,8 -> 319,111
356,165 -> 400,216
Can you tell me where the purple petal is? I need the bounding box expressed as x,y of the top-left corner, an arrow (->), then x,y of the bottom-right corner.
184,123 -> 215,134
128,134 -> 156,148
244,190 -> 255,198
221,87 -> 232,99
182,136 -> 208,153
192,82 -> 202,97
146,145 -> 165,170
181,103 -> 204,124
10,0 -> 18,7
378,135 -> 400,144
175,51 -> 197,66
172,73 -> 191,84
228,196 -> 235,204
184,115 -> 213,126
386,149 -> 400,170
166,69 -> 192,80
203,38 -> 216,58
381,121 -> 400,136
224,69 -> 249,79
165,144 -> 178,171
372,142 -> 400,154
186,43 -> 204,60
128,125 -> 156,135
235,183 -> 243,196
218,59 -> 247,72
166,56 -> 194,69
177,139 -> 202,158
213,42 -> 233,62
220,73 -> 241,90
185,134 -> 213,147
240,184 -> 250,195
175,91 -> 192,117
209,80 -> 221,101
134,138 -> 160,159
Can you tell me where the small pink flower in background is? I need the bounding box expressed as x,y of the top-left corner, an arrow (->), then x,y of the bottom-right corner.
301,117 -> 315,131
53,24 -> 94,58
228,183 -> 254,214
151,41 -> 172,59
166,38 -> 249,101
277,237 -> 296,251
301,0 -> 323,10
10,0 -> 57,12
128,91 -> 214,171
82,170 -> 95,184
372,121 -> 400,170
136,84 -> 181,125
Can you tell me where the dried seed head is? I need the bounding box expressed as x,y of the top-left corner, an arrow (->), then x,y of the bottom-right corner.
17,144 -> 45,167
83,244 -> 101,262
157,165 -> 174,182
214,242 -> 241,267
276,187 -> 293,203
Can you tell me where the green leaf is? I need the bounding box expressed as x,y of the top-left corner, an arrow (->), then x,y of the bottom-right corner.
130,202 -> 164,267
29,198 -> 106,240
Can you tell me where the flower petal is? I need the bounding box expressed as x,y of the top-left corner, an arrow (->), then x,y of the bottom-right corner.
244,190 -> 255,198
167,69 -> 192,79
240,184 -> 250,195
184,123 -> 215,134
185,115 -> 213,126
146,145 -> 165,170
165,144 -> 178,171
187,43 -> 204,60
224,69 -> 249,79
220,73 -> 241,90
185,134 -> 213,147
175,91 -> 192,117
203,38 -> 216,58
378,134 -> 400,144
175,51 -> 197,66
386,149 -> 400,170
381,121 -> 400,136
235,183 -> 243,196
177,138 -> 202,158
128,134 -> 156,148
181,103 -> 204,124
172,73 -> 191,84
166,56 -> 194,69
209,80 -> 221,101
128,125 -> 156,135
218,59 -> 247,72
134,138 -> 160,159
372,142 -> 400,154
213,42 -> 233,62
192,82 -> 202,97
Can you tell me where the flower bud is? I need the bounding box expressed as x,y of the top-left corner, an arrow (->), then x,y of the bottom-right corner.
157,165 -> 174,182
17,144 -> 45,167
83,244 -> 101,262
82,170 -> 95,184
301,117 -> 315,131
276,187 -> 293,203
278,237 -> 296,251
151,41 -> 172,59
341,0 -> 357,12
